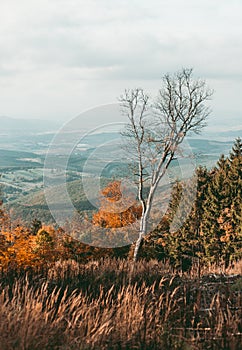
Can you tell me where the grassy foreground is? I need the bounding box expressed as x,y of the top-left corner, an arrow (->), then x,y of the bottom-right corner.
0,258 -> 241,350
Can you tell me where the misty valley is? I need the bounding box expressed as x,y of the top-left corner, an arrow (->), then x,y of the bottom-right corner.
0,121 -> 236,223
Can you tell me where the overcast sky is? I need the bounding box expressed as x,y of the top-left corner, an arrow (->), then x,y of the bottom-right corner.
0,0 -> 242,131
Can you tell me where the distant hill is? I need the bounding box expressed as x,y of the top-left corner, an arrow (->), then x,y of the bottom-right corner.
216,129 -> 242,139
203,128 -> 242,141
0,149 -> 43,169
0,116 -> 61,134
7,177 -> 110,223
187,138 -> 233,156
1,131 -> 239,224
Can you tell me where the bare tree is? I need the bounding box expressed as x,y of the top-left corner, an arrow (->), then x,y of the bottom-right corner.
120,68 -> 213,261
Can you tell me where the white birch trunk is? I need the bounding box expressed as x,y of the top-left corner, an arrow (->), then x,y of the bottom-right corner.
133,190 -> 154,261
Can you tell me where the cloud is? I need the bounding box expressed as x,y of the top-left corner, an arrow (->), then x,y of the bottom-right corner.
1,0 -> 242,79
0,0 -> 241,125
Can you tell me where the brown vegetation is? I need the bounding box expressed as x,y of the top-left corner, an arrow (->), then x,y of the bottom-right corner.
0,258 -> 241,350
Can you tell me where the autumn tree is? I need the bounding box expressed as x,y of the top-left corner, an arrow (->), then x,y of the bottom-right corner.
121,68 -> 213,260
93,180 -> 142,228
0,225 -> 37,269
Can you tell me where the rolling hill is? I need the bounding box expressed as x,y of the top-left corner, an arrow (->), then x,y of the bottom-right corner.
2,135 -> 239,224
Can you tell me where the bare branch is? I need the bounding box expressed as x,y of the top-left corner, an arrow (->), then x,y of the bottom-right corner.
120,68 -> 213,261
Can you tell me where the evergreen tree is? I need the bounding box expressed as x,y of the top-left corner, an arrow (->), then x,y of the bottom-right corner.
229,137 -> 242,160
154,139 -> 241,268
30,218 -> 42,235
165,167 -> 210,269
201,156 -> 229,264
201,140 -> 242,266
223,137 -> 242,264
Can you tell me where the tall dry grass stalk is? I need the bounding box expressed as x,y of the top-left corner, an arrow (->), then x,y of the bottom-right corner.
0,258 -> 241,349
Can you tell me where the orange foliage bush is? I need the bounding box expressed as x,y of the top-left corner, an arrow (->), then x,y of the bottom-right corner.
0,204 -> 106,269
93,181 -> 142,228
0,225 -> 37,269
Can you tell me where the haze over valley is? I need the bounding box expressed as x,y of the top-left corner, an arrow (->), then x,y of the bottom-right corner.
0,116 -> 241,223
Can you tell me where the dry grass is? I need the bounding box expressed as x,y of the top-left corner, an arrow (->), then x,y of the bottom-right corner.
0,259 -> 241,349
